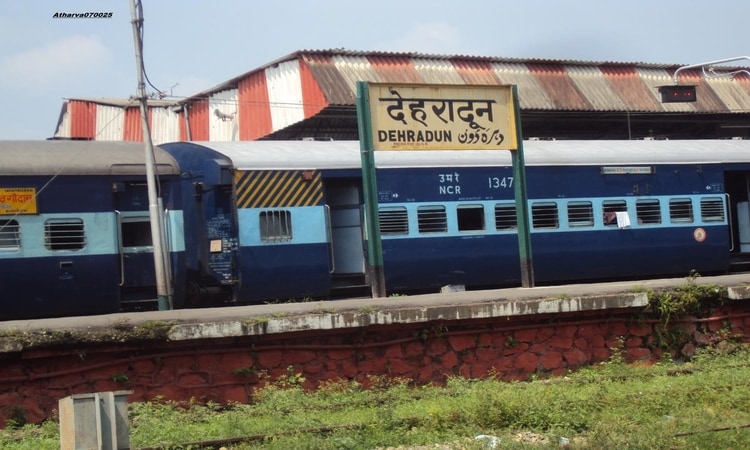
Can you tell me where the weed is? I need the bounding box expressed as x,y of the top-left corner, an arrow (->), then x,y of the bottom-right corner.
111,372 -> 129,384
645,272 -> 727,324
232,367 -> 256,377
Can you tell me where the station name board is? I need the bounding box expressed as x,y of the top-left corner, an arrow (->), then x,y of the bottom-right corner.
367,83 -> 517,151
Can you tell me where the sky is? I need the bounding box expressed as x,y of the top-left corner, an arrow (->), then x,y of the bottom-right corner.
1,0 -> 749,140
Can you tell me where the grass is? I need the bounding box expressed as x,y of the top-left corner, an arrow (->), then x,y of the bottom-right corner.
3,343 -> 750,449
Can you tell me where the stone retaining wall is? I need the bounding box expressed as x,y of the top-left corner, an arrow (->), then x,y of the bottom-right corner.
2,304 -> 749,427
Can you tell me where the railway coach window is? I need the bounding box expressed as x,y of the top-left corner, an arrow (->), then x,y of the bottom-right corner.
122,218 -> 152,247
636,199 -> 661,225
379,207 -> 408,235
700,197 -> 725,222
532,202 -> 559,229
669,198 -> 694,223
494,203 -> 517,230
0,219 -> 20,251
44,219 -> 86,251
603,200 -> 627,226
259,210 -> 293,243
567,201 -> 594,227
417,205 -> 447,233
457,204 -> 485,232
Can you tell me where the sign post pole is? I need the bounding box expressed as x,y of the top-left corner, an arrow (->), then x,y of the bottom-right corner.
510,85 -> 534,287
356,81 -> 387,298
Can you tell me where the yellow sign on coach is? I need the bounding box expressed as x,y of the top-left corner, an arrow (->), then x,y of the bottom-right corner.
367,83 -> 517,151
0,188 -> 37,215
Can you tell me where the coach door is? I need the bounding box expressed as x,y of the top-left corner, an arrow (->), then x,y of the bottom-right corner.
114,183 -> 160,305
324,179 -> 368,294
726,171 -> 750,255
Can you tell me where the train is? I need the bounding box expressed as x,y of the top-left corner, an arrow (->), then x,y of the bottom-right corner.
1,138 -> 750,320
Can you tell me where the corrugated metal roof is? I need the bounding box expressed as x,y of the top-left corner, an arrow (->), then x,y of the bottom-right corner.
708,76 -> 750,111
600,66 -> 660,112
452,59 -> 502,85
328,54 -> 381,103
302,54 -> 352,106
565,65 -> 627,111
412,58 -> 465,84
54,49 -> 750,142
62,97 -> 173,108
368,54 -> 423,84
492,62 -> 555,109
527,62 -> 592,110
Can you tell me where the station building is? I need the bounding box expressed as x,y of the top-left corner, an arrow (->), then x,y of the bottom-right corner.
53,49 -> 750,143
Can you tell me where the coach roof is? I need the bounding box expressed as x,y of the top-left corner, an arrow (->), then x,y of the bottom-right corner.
0,140 -> 181,176
191,139 -> 750,171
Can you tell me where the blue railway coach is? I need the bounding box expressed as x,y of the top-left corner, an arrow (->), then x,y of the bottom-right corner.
3,139 -> 750,320
0,141 -> 185,320
161,139 -> 750,305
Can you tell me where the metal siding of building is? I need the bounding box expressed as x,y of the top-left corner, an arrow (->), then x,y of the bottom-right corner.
238,71 -> 273,140
95,104 -> 124,141
330,55 -> 381,101
411,58 -> 465,84
491,63 -> 556,110
209,89 -> 239,141
150,107 -> 181,144
188,100 -> 210,141
565,65 -> 627,111
527,63 -> 592,110
600,66 -> 660,112
368,55 -> 423,83
123,107 -> 144,141
299,58 -> 329,117
452,59 -> 503,85
266,60 -> 305,133
177,109 -> 187,141
302,53 -> 352,106
54,102 -> 72,139
69,100 -> 96,139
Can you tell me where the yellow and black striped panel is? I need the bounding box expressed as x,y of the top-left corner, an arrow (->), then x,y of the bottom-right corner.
234,170 -> 323,208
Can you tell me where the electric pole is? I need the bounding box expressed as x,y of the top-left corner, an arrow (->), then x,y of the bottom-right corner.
129,0 -> 172,309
